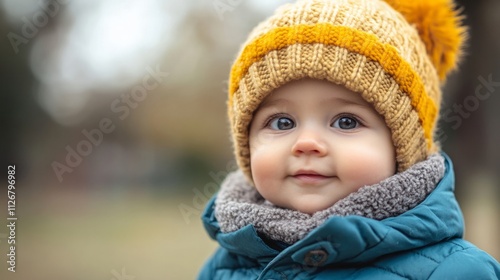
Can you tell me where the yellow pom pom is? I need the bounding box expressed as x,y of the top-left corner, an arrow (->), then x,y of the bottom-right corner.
383,0 -> 468,81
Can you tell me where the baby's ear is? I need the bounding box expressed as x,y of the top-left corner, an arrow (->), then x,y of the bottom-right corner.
383,0 -> 468,81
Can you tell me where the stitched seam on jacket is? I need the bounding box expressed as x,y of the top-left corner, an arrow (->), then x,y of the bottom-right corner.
427,246 -> 474,279
370,265 -> 410,279
414,251 -> 439,264
448,240 -> 466,251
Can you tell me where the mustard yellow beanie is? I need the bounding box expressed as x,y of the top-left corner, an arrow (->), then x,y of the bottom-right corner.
228,0 -> 467,180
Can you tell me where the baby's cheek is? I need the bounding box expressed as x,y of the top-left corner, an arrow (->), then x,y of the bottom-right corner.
342,148 -> 394,187
250,154 -> 283,207
250,149 -> 277,186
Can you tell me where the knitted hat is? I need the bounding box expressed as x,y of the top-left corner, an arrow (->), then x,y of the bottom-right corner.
228,0 -> 467,180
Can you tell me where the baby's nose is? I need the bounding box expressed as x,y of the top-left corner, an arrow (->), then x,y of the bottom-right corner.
291,130 -> 328,157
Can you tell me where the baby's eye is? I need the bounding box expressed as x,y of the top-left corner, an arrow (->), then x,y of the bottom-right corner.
332,116 -> 358,130
269,117 -> 295,130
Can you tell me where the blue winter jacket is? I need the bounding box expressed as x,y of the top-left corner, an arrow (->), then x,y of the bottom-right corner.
198,154 -> 500,279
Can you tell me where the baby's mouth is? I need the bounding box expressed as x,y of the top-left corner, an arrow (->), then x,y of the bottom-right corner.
291,170 -> 333,185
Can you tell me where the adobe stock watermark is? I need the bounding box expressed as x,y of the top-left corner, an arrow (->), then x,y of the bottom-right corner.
110,267 -> 135,280
51,65 -> 169,182
6,0 -> 70,54
178,160 -> 237,224
213,0 -> 243,20
437,74 -> 499,143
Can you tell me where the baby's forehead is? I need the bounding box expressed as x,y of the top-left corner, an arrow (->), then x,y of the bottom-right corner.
258,79 -> 372,108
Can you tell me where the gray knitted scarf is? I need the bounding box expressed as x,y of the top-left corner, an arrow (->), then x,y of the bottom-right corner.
215,153 -> 445,244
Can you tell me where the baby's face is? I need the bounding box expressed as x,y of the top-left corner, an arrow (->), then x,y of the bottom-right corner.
249,79 -> 396,214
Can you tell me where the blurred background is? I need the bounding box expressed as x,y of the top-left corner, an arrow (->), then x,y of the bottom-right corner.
0,0 -> 499,279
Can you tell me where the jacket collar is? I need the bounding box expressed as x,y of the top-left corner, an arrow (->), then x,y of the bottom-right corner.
201,152 -> 463,265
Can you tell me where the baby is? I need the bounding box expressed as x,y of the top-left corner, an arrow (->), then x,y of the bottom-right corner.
248,79 -> 395,215
199,0 -> 500,279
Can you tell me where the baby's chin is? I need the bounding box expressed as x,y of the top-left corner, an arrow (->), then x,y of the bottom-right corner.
292,205 -> 330,215
277,197 -> 339,215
